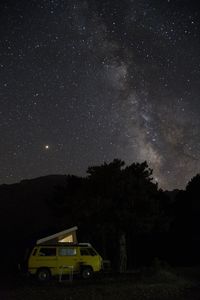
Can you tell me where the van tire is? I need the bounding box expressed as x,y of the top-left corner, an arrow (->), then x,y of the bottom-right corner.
37,268 -> 51,282
81,267 -> 93,279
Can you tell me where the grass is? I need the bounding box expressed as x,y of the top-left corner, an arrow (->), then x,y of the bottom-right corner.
0,267 -> 198,300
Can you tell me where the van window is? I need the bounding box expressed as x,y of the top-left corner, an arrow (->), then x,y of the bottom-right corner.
59,247 -> 77,256
87,248 -> 97,256
32,248 -> 38,256
38,247 -> 56,256
80,248 -> 97,256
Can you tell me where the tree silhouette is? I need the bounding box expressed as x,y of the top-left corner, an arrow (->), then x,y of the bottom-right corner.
85,159 -> 160,270
49,159 -> 162,270
169,174 -> 200,264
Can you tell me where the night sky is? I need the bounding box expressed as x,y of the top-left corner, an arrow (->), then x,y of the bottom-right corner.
1,0 -> 200,190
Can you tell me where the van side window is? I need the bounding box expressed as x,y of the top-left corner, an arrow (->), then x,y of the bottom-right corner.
59,247 -> 77,256
80,248 -> 90,256
87,248 -> 97,256
38,247 -> 56,256
80,248 -> 97,256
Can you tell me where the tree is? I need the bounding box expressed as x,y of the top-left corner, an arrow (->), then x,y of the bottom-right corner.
168,174 -> 200,265
49,159 -> 161,270
85,159 -> 159,271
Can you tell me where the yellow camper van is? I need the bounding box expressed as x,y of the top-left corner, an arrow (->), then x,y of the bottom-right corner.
28,243 -> 103,281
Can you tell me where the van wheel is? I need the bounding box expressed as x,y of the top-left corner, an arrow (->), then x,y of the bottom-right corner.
37,268 -> 51,282
81,267 -> 93,279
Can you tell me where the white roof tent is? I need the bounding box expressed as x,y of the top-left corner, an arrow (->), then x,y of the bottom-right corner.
36,226 -> 78,245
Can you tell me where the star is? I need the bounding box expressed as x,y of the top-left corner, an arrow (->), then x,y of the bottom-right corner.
0,0 -> 200,190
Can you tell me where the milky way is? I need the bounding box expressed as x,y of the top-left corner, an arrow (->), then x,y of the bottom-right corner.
1,0 -> 200,189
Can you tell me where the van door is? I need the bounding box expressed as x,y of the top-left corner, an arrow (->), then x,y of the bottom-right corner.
57,246 -> 79,275
79,247 -> 102,272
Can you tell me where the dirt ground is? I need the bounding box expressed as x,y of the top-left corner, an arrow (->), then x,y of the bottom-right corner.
1,268 -> 200,300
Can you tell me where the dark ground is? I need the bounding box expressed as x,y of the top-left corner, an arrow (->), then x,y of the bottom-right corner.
1,267 -> 200,300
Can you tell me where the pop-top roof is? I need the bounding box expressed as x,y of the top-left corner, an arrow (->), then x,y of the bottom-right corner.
36,226 -> 78,245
